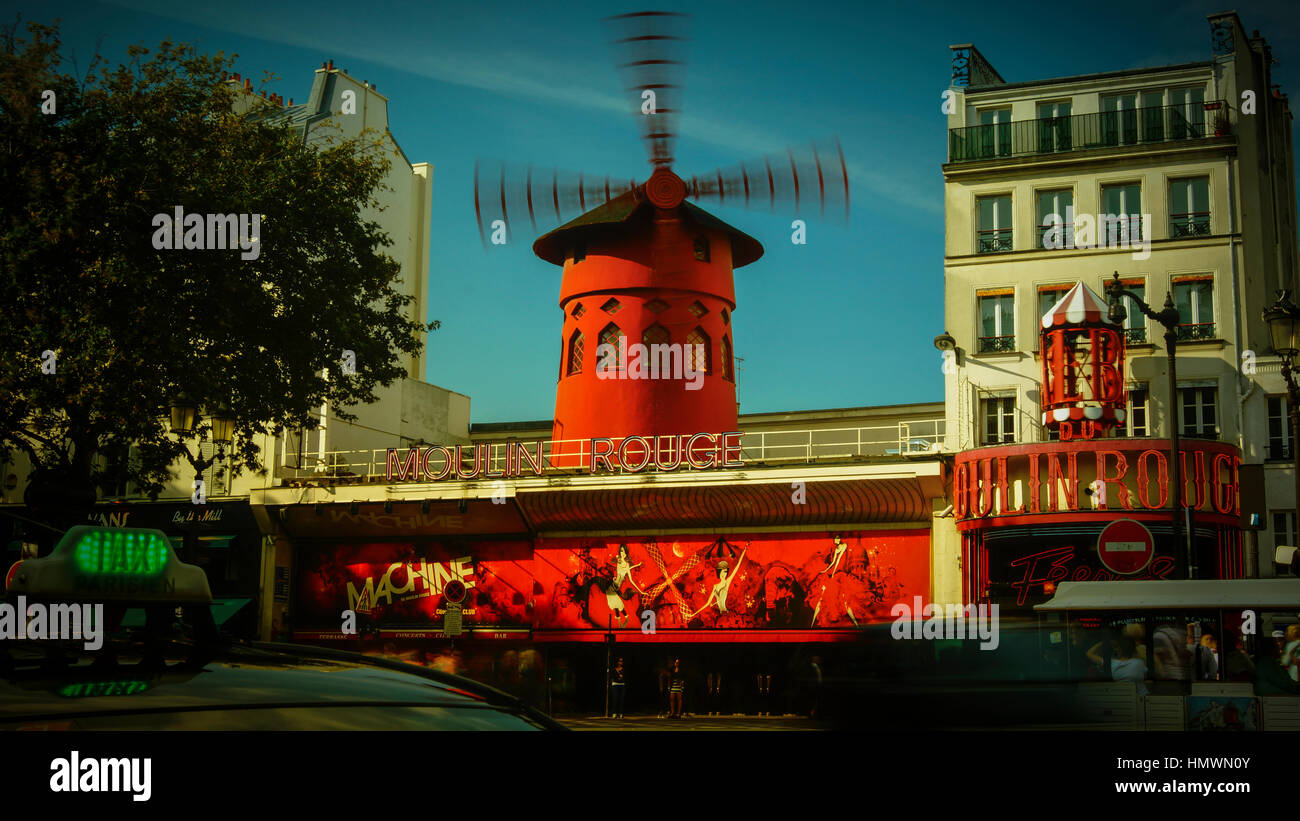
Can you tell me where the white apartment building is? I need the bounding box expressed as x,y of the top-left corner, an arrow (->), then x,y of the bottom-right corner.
940,11 -> 1296,577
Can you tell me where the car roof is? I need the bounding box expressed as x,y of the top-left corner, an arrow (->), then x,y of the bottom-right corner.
0,637 -> 564,728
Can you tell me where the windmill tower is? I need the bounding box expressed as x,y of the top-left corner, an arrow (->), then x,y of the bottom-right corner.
475,12 -> 848,464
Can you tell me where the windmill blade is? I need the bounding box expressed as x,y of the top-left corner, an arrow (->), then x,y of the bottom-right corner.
473,160 -> 638,249
606,11 -> 689,169
687,138 -> 849,222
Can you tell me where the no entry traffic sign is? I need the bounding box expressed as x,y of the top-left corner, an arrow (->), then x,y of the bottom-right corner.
1097,518 -> 1155,575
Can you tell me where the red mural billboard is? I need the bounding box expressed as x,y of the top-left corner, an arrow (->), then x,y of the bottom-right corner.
293,530 -> 931,637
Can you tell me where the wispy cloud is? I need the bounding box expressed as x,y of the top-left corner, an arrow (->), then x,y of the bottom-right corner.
101,0 -> 941,217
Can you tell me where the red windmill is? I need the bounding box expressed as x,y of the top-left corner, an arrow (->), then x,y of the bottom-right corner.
474,11 -> 849,467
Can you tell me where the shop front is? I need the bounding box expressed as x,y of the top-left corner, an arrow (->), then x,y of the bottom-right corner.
256,458 -> 945,714
84,500 -> 263,636
956,438 -> 1244,609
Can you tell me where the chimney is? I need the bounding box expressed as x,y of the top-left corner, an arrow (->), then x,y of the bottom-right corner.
244,78 -> 252,91
327,58 -> 334,70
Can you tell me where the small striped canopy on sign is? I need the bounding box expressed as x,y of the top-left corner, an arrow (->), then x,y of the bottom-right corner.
1041,282 -> 1115,328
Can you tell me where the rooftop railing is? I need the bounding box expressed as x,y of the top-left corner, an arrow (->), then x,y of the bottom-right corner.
276,420 -> 948,482
949,102 -> 1231,164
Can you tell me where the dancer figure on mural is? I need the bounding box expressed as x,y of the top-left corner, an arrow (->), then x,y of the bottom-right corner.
602,544 -> 645,628
816,534 -> 848,578
689,548 -> 748,620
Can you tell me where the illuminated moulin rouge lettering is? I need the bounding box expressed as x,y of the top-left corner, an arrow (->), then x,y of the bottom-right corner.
384,432 -> 744,482
955,443 -> 1240,520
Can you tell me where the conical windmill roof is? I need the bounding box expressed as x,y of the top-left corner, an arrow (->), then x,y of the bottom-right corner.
1040,282 -> 1116,328
532,188 -> 764,268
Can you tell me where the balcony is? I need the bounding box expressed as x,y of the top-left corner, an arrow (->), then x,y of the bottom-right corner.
1176,322 -> 1216,341
1170,212 -> 1212,238
948,102 -> 1230,164
275,420 -> 949,482
1123,327 -> 1147,344
978,335 -> 1016,353
977,228 -> 1013,254
1267,442 -> 1292,462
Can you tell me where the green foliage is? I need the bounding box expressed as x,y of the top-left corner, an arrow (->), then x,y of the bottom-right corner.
0,19 -> 428,500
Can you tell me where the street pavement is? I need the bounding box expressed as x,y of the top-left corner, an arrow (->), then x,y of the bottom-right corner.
558,714 -> 827,730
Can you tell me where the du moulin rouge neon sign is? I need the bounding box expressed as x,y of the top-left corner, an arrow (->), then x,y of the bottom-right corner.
385,432 -> 744,482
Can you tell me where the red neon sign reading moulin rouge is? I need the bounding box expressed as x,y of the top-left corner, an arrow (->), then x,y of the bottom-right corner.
953,440 -> 1241,524
385,432 -> 744,482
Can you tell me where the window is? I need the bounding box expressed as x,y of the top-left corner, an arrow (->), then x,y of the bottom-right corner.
1272,511 -> 1296,553
1139,90 -> 1165,141
1115,278 -> 1147,343
686,327 -> 711,374
981,395 -> 1016,444
1100,183 -> 1143,243
1115,385 -> 1149,437
1172,276 -> 1214,339
597,323 -> 624,370
1101,93 -> 1139,145
977,195 -> 1013,253
1268,396 -> 1292,461
1038,284 -> 1071,320
1179,383 -> 1218,438
1168,86 -> 1206,139
570,302 -> 586,319
693,235 -> 710,262
1036,189 -> 1073,249
644,299 -> 669,314
601,298 -> 622,314
976,107 -> 1011,158
721,335 -> 734,382
721,308 -> 729,325
688,300 -> 708,318
642,324 -> 670,347
1036,101 -> 1072,153
1170,177 -> 1210,238
566,330 -> 584,375
978,290 -> 1015,352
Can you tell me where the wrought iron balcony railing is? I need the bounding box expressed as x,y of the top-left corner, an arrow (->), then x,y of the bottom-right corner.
949,102 -> 1230,163
978,334 -> 1016,353
1267,442 -> 1293,461
1175,322 -> 1216,340
977,228 -> 1013,254
1037,224 -> 1075,249
274,420 -> 950,482
1123,327 -> 1147,344
1170,212 -> 1212,238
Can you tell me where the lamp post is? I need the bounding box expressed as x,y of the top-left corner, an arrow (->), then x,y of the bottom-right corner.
1105,272 -> 1194,579
1262,290 -> 1300,550
167,395 -> 235,563
168,394 -> 236,495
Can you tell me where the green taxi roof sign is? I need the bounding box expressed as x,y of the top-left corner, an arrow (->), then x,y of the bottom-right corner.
6,526 -> 211,604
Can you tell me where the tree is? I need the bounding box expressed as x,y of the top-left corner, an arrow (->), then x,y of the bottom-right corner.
0,20 -> 430,510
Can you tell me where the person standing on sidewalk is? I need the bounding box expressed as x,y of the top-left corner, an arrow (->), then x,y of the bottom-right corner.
668,658 -> 685,719
609,658 -> 627,718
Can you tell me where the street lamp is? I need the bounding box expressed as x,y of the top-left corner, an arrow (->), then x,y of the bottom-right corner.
1105,271 -> 1194,578
1262,290 -> 1300,552
167,395 -> 235,498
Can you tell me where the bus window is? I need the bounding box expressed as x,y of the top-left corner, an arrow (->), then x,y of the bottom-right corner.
1151,617 -> 1195,682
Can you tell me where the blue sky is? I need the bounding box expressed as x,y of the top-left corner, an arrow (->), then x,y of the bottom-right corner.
7,0 -> 1299,423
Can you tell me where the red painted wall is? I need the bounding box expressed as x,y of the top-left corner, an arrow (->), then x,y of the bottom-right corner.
552,216 -> 739,459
